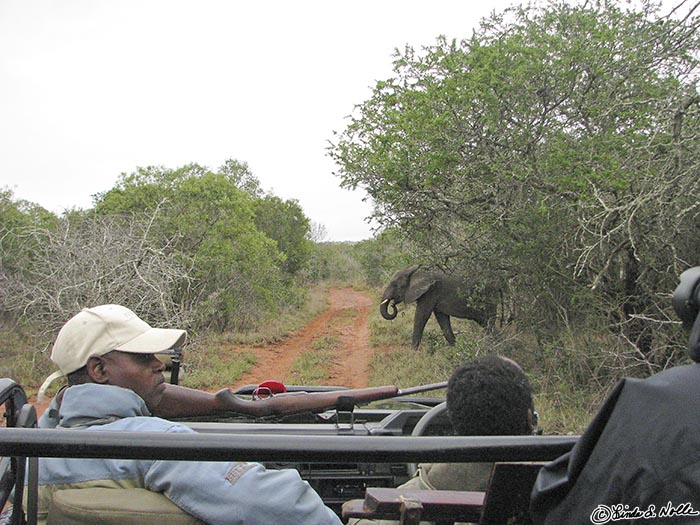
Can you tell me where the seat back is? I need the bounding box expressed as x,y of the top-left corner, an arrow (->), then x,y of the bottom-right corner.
343,486 -> 485,523
479,462 -> 545,525
47,488 -> 205,525
341,461 -> 546,525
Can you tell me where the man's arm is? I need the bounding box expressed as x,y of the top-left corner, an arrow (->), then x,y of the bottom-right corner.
152,384 -> 224,418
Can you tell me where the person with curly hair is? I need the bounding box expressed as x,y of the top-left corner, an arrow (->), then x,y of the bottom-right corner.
352,354 -> 536,525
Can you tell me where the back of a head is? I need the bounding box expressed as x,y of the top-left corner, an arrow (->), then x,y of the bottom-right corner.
446,355 -> 533,436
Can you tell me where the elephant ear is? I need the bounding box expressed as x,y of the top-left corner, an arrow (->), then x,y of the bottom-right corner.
405,272 -> 436,304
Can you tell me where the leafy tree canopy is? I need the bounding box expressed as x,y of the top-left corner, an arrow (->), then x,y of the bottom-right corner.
1,157 -> 316,335
93,160 -> 312,329
253,195 -> 312,275
329,0 -> 700,367
0,187 -> 57,275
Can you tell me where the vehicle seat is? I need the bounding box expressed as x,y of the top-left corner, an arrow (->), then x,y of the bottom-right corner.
47,487 -> 205,525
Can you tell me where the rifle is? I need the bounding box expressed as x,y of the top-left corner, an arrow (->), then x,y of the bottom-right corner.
210,381 -> 449,418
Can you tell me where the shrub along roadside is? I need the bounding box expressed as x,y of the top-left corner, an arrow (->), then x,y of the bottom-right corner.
364,288 -> 651,435
2,278 -> 680,436
1,284 -> 330,399
366,322 -> 646,435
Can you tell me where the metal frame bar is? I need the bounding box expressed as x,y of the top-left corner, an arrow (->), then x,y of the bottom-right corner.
0,428 -> 577,463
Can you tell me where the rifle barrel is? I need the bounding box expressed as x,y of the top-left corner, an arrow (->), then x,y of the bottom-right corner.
396,381 -> 448,397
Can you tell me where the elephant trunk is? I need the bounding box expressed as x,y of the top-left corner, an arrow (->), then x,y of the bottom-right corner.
380,298 -> 398,320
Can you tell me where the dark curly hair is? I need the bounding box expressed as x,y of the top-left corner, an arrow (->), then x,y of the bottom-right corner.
446,355 -> 533,436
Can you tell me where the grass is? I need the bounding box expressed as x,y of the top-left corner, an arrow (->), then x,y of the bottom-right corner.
0,284 -> 332,397
365,299 -> 622,435
288,336 -> 339,384
0,327 -> 56,399
184,348 -> 258,390
2,281 -> 625,436
217,285 -> 330,346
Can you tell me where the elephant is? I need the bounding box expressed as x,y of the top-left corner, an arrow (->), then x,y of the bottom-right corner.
379,265 -> 497,349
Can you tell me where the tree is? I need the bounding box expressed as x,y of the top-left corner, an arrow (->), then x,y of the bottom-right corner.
1,203 -> 191,336
2,157 -> 317,336
94,163 -> 288,330
308,221 -> 329,243
253,195 -> 312,275
329,0 -> 700,368
0,188 -> 57,277
218,158 -> 263,198
352,228 -> 415,287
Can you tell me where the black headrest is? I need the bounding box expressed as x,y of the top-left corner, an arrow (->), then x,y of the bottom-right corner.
672,267 -> 700,329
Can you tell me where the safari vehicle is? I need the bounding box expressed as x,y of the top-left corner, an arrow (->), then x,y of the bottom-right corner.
0,374 -> 577,525
5,267 -> 699,524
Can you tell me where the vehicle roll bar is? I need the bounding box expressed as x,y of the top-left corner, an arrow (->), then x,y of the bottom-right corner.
0,428 -> 577,464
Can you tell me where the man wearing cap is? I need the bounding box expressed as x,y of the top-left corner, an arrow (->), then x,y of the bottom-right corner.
34,304 -> 342,525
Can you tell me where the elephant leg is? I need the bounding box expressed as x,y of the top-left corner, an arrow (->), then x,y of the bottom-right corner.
434,312 -> 456,345
412,303 -> 433,349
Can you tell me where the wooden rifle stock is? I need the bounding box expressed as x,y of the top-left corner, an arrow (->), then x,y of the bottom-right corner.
155,382 -> 448,419
216,385 -> 399,418
213,381 -> 449,418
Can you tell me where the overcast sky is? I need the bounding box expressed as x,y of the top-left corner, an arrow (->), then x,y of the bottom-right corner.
1,0 -> 515,241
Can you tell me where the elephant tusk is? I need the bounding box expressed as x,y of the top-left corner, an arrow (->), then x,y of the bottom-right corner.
380,299 -> 390,305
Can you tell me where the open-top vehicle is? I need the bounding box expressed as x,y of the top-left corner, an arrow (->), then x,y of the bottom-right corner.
4,267 -> 698,523
0,373 -> 577,525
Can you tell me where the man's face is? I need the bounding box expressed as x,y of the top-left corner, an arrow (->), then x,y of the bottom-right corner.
97,350 -> 166,410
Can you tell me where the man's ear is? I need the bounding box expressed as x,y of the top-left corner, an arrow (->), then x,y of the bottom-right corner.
86,356 -> 109,384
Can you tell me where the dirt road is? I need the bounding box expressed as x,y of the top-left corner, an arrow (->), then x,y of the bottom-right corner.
233,287 -> 375,390
30,287 -> 376,417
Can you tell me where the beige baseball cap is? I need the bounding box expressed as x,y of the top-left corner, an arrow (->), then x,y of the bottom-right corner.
38,304 -> 187,402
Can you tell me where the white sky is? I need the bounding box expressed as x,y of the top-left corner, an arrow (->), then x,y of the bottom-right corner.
0,0 -> 515,241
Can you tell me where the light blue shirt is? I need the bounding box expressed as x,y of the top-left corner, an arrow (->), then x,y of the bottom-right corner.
37,383 -> 341,525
